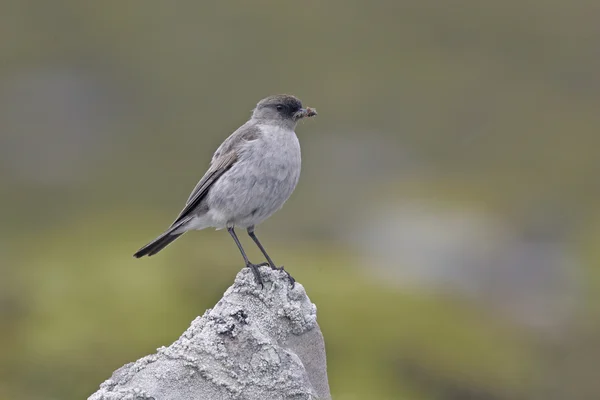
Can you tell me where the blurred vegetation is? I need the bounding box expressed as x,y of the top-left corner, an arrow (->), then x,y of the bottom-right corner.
1,1 -> 599,399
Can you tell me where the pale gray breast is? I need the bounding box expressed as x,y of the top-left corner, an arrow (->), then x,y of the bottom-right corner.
253,125 -> 301,185
206,124 -> 301,227
241,125 -> 301,220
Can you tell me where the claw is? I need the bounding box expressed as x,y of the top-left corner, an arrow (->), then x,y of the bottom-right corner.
277,266 -> 295,288
245,262 -> 264,288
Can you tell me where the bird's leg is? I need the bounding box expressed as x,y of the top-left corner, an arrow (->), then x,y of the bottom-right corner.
247,227 -> 277,269
247,226 -> 295,287
227,227 -> 264,287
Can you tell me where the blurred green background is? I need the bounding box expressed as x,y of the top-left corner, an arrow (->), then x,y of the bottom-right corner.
1,1 -> 600,399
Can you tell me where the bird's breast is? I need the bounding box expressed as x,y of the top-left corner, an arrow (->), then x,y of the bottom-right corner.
205,126 -> 301,227
234,127 -> 301,208
243,126 -> 301,181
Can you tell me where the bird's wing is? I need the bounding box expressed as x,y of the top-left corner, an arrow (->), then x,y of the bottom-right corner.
170,151 -> 237,226
170,123 -> 261,226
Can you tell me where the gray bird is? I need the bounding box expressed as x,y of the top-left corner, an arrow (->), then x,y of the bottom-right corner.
134,94 -> 317,286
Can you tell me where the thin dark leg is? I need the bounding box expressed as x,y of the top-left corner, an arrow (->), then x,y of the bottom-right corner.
227,227 -> 264,287
247,226 -> 295,287
247,227 -> 277,269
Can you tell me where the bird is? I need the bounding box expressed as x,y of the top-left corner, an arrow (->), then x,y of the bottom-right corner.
133,94 -> 317,287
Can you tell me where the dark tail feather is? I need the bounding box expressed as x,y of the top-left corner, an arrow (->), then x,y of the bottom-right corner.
133,232 -> 182,257
133,217 -> 190,258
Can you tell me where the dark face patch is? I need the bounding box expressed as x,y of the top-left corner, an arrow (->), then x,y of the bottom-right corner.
257,95 -> 303,120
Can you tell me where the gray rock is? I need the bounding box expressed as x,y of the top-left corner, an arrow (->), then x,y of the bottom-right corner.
89,266 -> 331,400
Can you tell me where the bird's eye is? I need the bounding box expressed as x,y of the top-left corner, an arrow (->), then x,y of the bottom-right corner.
276,105 -> 284,111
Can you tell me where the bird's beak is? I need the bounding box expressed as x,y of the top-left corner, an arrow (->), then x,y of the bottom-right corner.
294,107 -> 318,120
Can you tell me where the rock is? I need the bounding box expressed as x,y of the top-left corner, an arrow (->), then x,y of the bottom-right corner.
89,266 -> 331,400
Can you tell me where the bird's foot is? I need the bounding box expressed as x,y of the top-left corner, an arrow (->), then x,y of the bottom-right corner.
245,262 -> 265,288
275,265 -> 295,287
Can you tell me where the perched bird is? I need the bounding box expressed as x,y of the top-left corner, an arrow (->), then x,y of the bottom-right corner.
134,94 -> 317,286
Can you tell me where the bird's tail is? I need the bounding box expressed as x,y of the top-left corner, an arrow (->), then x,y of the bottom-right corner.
133,217 -> 191,258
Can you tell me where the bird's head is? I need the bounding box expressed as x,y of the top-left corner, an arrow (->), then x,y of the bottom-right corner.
252,94 -> 317,128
